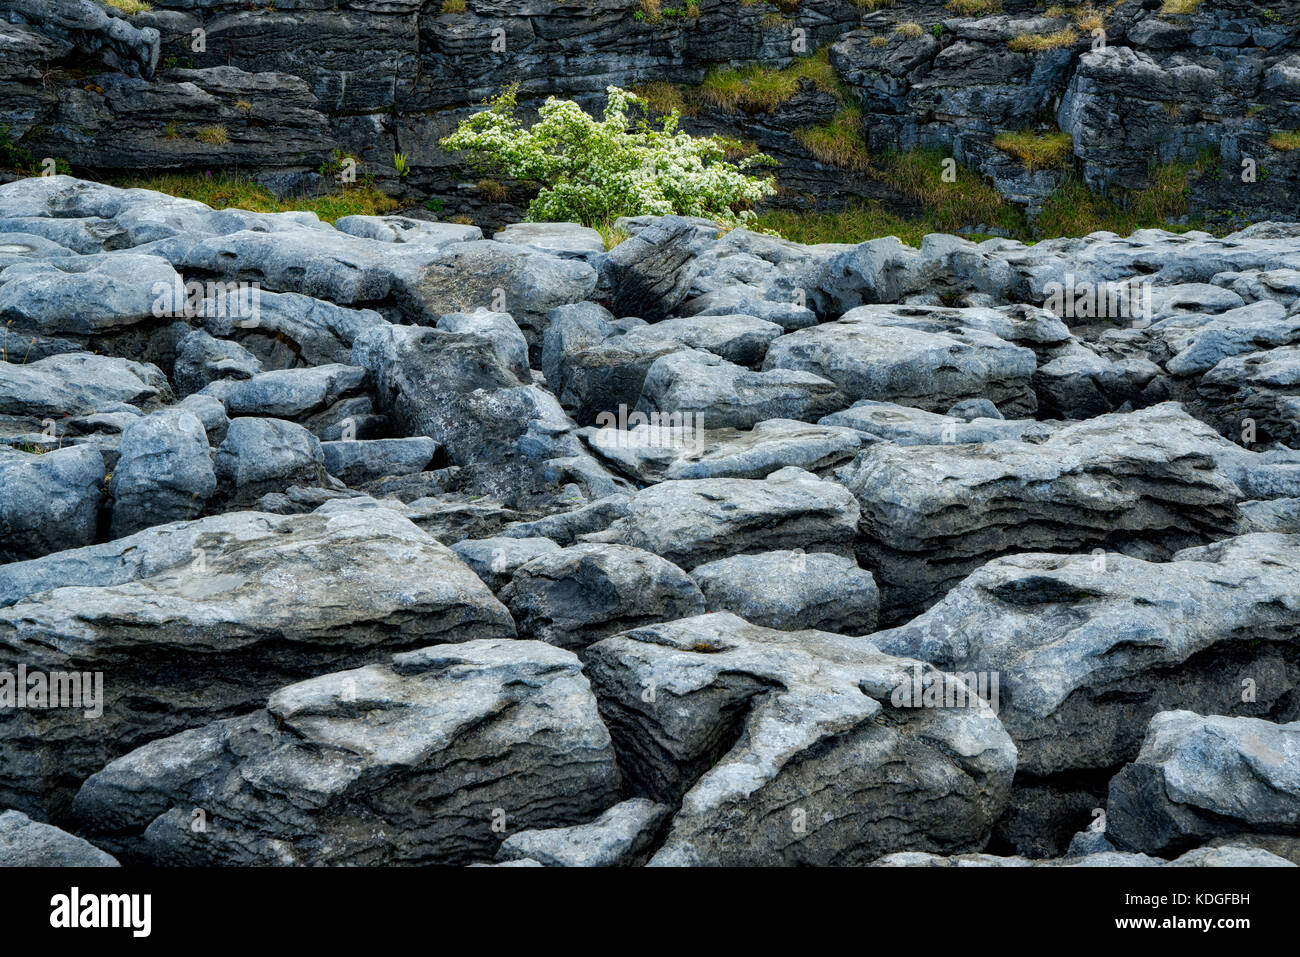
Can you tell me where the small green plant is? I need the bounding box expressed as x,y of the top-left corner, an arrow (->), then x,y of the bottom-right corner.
105,0 -> 152,13
196,124 -> 228,146
1008,28 -> 1078,52
109,172 -> 398,223
1159,0 -> 1202,14
992,129 -> 1074,170
477,178 -> 509,202
439,84 -> 777,228
393,152 -> 411,176
698,49 -> 850,114
1268,130 -> 1300,151
795,106 -> 871,171
945,0 -> 1001,15
441,0 -> 467,11
596,221 -> 632,250
424,197 -> 445,213
0,125 -> 36,173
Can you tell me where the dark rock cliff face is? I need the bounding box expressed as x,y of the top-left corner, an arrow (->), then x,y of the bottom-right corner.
833,0 -> 1300,222
3,0 -> 1300,226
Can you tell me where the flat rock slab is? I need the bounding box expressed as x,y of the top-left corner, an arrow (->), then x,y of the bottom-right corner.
499,543 -> 705,649
763,305 -> 1039,415
0,504 -> 514,820
582,466 -> 859,570
838,403 -> 1245,620
581,417 -> 863,483
872,534 -> 1300,775
690,549 -> 879,634
70,640 -> 621,865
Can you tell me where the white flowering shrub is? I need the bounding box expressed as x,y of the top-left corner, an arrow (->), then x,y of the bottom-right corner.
440,85 -> 777,228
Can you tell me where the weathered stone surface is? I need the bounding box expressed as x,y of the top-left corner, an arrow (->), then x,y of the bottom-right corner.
1199,344 -> 1300,447
201,364 -> 368,421
450,536 -> 563,592
585,613 -> 1016,866
352,321 -> 615,505
689,550 -> 879,634
1108,711 -> 1300,855
213,417 -> 327,501
581,417 -> 863,484
636,349 -> 845,430
499,543 -> 705,650
494,799 -> 671,867
764,306 -> 1038,416
0,353 -> 170,418
320,437 -> 439,487
0,445 -> 104,563
0,505 -> 515,820
872,535 -> 1300,775
584,467 -> 859,570
872,847 -> 1294,867
838,404 -> 1245,619
599,217 -> 712,321
0,809 -> 118,867
0,252 -> 179,337
173,329 -> 263,398
70,640 -> 620,865
109,406 -> 215,538
822,399 -> 1050,445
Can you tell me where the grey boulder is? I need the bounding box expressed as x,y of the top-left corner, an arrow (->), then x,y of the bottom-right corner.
1108,711 -> 1300,855
585,613 -> 1016,866
689,550 -> 879,634
70,640 -> 620,865
494,799 -> 670,867
499,543 -> 706,650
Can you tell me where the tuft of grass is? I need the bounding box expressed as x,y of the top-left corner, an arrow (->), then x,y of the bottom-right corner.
441,0 -> 467,12
477,178 -> 510,202
992,129 -> 1074,170
698,47 -> 851,113
595,220 -> 632,250
876,149 -> 1028,235
105,0 -> 152,13
1268,130 -> 1300,151
1008,28 -> 1078,52
795,106 -> 872,171
756,149 -> 1220,246
1076,10 -> 1104,31
108,173 -> 398,224
945,0 -> 1002,15
895,22 -> 925,38
196,124 -> 229,146
633,81 -> 694,116
1159,0 -> 1202,14
1036,152 -> 1215,237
